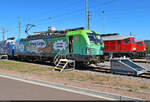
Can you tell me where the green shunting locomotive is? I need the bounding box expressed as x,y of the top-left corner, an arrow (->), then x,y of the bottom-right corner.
15,27 -> 104,65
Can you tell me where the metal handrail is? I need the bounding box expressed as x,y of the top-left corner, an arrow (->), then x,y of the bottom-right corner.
53,49 -> 68,65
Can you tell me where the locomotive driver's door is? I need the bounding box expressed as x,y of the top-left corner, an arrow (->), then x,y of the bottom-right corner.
69,36 -> 73,53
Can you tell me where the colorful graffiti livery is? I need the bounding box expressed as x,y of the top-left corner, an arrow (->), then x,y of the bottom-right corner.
14,27 -> 104,63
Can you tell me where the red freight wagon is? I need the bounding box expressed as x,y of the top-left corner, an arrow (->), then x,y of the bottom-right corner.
135,39 -> 146,58
101,33 -> 137,59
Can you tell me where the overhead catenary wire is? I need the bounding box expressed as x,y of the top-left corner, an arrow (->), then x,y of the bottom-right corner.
32,0 -> 117,30
23,0 -> 117,27
10,0 -> 121,38
23,0 -> 83,23
3,0 -> 149,40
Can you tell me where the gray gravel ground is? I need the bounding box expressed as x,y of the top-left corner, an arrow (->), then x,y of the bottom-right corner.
80,61 -> 150,82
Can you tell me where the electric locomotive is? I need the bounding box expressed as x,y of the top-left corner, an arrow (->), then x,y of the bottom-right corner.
0,37 -> 15,58
14,27 -> 104,64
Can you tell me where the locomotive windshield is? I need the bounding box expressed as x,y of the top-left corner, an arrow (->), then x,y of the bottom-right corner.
88,33 -> 103,44
131,39 -> 135,44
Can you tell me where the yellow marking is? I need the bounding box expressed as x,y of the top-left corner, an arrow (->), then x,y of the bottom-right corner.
55,67 -> 62,70
59,59 -> 68,62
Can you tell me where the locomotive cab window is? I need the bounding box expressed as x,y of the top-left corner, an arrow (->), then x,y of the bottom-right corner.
124,39 -> 130,44
118,40 -> 121,44
88,35 -> 95,42
88,33 -> 103,44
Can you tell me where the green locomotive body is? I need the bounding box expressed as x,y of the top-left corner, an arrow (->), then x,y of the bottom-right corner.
15,27 -> 104,64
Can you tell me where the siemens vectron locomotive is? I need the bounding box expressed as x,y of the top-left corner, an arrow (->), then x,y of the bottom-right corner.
10,27 -> 104,64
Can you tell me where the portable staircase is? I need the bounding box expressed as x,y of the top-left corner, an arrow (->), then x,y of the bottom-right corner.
53,51 -> 75,72
110,57 -> 147,75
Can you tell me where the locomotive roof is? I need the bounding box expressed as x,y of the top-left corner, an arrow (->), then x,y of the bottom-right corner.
101,34 -> 133,41
7,37 -> 15,40
26,27 -> 84,40
101,33 -> 120,36
135,39 -> 144,42
27,32 -> 66,39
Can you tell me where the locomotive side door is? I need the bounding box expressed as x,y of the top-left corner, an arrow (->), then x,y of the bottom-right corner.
117,40 -> 121,51
69,36 -> 73,53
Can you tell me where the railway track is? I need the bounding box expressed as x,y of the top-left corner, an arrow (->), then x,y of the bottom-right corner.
139,71 -> 150,79
133,60 -> 150,63
106,58 -> 150,63
132,59 -> 150,63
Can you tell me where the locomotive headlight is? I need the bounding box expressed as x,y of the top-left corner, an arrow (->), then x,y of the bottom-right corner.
133,47 -> 136,50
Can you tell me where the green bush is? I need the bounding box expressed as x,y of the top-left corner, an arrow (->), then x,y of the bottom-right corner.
146,46 -> 150,54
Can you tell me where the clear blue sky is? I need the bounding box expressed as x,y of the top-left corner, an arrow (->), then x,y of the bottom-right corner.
0,0 -> 150,41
